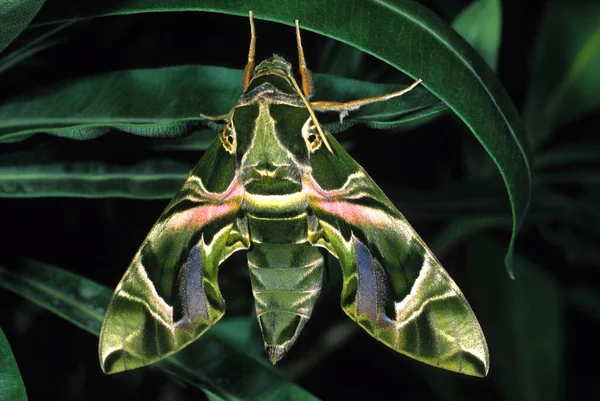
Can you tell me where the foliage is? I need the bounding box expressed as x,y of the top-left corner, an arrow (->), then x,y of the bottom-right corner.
0,327 -> 28,401
0,0 -> 598,400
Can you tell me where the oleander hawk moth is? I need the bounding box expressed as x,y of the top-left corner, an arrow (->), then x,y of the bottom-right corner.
99,12 -> 489,377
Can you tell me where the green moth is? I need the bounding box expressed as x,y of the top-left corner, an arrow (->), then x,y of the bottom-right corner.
99,11 -> 489,377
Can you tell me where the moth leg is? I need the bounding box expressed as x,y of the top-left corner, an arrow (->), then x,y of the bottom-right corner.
242,10 -> 257,91
295,19 -> 314,98
199,111 -> 233,121
311,78 -> 423,123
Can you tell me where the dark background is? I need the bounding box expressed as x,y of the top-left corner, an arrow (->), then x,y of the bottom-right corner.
1,0 -> 598,400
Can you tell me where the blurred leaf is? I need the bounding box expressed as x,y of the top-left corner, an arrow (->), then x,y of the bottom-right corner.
0,327 -> 28,401
147,129 -> 217,151
538,224 -> 600,266
26,0 -> 531,275
0,260 -> 318,401
524,0 -> 600,148
452,0 -> 502,70
530,192 -> 600,227
0,152 -> 193,199
0,0 -> 46,54
431,216 -> 511,259
317,38 -> 365,79
205,392 -> 227,401
569,286 -> 600,320
467,237 -> 564,401
209,317 -> 252,350
0,21 -> 72,74
538,169 -> 600,185
0,65 -> 440,142
535,141 -> 600,169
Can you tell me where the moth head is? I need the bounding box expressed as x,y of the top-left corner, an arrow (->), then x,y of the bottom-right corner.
252,55 -> 293,81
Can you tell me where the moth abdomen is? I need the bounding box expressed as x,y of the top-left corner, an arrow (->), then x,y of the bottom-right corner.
247,214 -> 324,364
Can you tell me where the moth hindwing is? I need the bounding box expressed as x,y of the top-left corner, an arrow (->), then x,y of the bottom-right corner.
99,11 -> 489,377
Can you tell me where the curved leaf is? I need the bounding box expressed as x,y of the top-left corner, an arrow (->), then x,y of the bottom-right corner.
0,0 -> 46,54
0,328 -> 28,401
0,65 -> 440,142
0,21 -> 73,74
452,0 -> 501,70
0,260 -> 318,401
25,0 -> 531,275
524,0 -> 600,148
0,157 -> 192,198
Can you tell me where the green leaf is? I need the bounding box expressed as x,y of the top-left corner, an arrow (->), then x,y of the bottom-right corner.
22,0 -> 532,275
0,65 -> 440,142
431,216 -> 511,259
0,260 -> 318,401
0,328 -> 28,401
0,0 -> 46,54
317,38 -> 365,79
534,141 -> 600,169
0,151 -> 193,199
0,21 -> 73,74
569,286 -> 600,320
524,0 -> 600,148
452,0 -> 502,70
466,237 -> 563,401
538,224 -> 600,266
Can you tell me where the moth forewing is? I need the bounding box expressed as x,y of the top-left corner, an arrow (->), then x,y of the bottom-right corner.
99,10 -> 489,377
98,138 -> 246,374
303,132 -> 489,377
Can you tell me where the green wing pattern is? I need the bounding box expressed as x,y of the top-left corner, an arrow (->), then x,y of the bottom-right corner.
305,133 -> 489,377
99,139 -> 249,374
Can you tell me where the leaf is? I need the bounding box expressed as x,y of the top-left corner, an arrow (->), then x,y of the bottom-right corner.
0,0 -> 47,54
317,38 -> 365,79
569,286 -> 600,320
23,0 -> 531,275
0,260 -> 318,401
0,151 -> 193,199
430,216 -> 511,259
524,0 -> 600,148
538,224 -> 600,266
0,65 -> 439,142
466,237 -> 563,401
452,0 -> 502,70
0,327 -> 28,401
0,21 -> 73,74
534,141 -> 600,169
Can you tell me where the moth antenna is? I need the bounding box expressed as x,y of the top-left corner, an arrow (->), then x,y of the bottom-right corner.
290,75 -> 334,154
291,19 -> 332,154
242,10 -> 257,90
295,19 -> 314,98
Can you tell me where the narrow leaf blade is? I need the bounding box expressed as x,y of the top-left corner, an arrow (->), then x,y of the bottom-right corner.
452,0 -> 502,70
0,0 -> 46,54
0,328 -> 28,401
524,0 -> 600,147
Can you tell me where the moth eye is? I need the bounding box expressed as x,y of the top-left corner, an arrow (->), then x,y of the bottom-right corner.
302,118 -> 322,153
221,121 -> 237,153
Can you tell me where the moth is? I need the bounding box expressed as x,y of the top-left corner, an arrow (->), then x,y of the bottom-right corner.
99,11 -> 489,377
